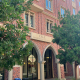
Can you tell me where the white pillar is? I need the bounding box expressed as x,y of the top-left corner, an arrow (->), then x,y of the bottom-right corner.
39,61 -> 46,80
38,63 -> 40,79
8,69 -> 13,80
57,63 -> 61,79
20,66 -> 22,80
77,65 -> 80,79
73,62 -> 75,78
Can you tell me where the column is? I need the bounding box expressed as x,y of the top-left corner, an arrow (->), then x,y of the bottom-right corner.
20,66 -> 22,80
57,63 -> 61,79
60,64 -> 66,80
38,63 -> 40,79
73,62 -> 75,78
39,61 -> 46,80
13,65 -> 20,80
8,69 -> 13,80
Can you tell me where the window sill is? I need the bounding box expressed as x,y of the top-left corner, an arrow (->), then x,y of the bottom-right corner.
64,71 -> 68,73
63,0 -> 65,1
45,8 -> 53,13
36,0 -> 39,1
29,27 -> 36,30
46,32 -> 53,35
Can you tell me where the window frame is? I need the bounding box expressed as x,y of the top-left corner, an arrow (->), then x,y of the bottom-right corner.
24,11 -> 35,29
60,7 -> 65,17
79,1 -> 80,7
46,19 -> 53,34
46,0 -> 53,11
72,0 -> 75,2
73,8 -> 76,15
64,63 -> 67,73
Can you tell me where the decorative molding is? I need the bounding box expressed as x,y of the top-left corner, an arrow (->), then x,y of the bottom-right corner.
13,65 -> 21,67
60,64 -> 64,67
31,32 -> 53,43
42,11 -> 59,20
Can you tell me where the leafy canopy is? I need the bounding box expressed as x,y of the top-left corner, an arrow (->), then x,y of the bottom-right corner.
0,0 -> 33,70
52,10 -> 80,64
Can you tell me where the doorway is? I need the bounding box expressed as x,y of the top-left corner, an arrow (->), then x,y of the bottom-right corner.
23,47 -> 38,80
44,49 -> 53,79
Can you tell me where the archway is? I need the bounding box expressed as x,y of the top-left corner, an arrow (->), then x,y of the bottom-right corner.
44,49 -> 53,78
43,45 -> 58,79
22,47 -> 38,80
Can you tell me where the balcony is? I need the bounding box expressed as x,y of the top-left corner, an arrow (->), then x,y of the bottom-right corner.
30,3 -> 44,12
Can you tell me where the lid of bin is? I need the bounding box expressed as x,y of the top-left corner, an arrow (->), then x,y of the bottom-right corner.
15,78 -> 20,79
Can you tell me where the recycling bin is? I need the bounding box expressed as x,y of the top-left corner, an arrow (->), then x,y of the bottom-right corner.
14,78 -> 21,80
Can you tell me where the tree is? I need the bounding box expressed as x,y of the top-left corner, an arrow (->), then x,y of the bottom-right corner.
52,10 -> 80,80
0,0 -> 33,70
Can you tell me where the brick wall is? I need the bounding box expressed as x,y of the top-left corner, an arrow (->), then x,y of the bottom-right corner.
12,67 -> 20,80
65,62 -> 73,77
3,0 -> 80,79
4,70 -> 8,80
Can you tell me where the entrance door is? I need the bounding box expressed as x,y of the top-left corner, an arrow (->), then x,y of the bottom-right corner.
23,47 -> 38,80
44,49 -> 53,79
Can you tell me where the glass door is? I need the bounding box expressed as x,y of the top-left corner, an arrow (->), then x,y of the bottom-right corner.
23,47 -> 38,80
44,49 -> 53,79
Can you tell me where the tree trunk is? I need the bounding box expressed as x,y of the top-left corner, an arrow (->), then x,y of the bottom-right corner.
75,61 -> 78,80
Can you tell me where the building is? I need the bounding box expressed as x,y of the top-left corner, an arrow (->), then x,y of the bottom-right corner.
0,0 -> 80,80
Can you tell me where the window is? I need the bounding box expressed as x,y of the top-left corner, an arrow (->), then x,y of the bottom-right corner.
72,0 -> 74,2
24,12 -> 35,28
46,19 -> 53,33
73,8 -> 75,15
79,2 -> 80,7
46,0 -> 52,11
61,8 -> 65,17
25,14 -> 28,26
64,63 -> 67,72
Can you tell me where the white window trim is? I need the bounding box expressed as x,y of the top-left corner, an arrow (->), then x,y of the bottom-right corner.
79,1 -> 80,7
60,6 -> 65,17
73,7 -> 76,15
24,11 -> 35,29
45,0 -> 53,12
46,19 -> 53,34
72,0 -> 75,2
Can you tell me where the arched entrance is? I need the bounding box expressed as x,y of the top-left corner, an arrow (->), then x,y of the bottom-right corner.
44,49 -> 53,79
22,47 -> 38,80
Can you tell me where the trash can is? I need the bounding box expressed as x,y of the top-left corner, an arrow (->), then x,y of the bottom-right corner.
14,78 -> 21,80
22,78 -> 29,80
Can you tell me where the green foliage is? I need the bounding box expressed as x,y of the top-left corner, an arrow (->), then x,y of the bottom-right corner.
0,0 -> 33,70
52,10 -> 80,64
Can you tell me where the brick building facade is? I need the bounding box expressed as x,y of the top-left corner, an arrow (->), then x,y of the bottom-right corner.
1,0 -> 80,80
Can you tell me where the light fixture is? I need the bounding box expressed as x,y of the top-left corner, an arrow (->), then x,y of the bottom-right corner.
46,57 -> 49,59
24,62 -> 26,64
